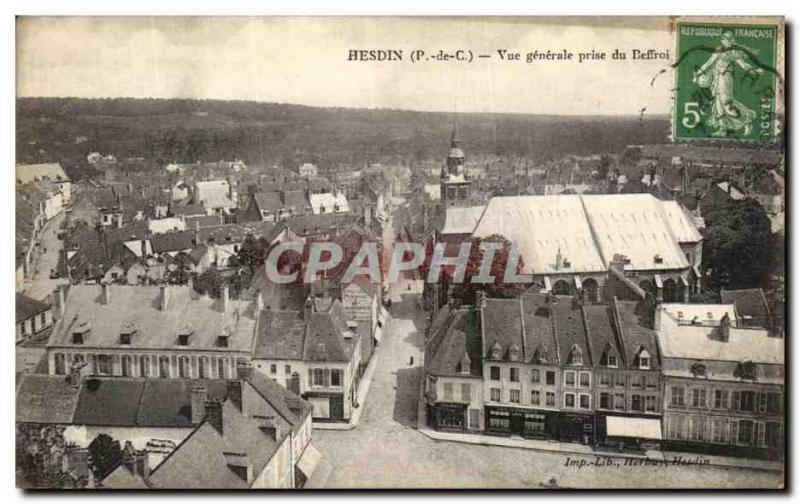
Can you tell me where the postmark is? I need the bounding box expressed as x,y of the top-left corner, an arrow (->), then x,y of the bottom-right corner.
673,21 -> 781,144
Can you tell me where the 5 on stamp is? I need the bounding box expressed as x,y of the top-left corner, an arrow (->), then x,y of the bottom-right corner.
673,21 -> 780,144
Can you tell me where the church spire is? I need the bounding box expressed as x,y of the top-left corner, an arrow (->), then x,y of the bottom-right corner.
450,121 -> 460,148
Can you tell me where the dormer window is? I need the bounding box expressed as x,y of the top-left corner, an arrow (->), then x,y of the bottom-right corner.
459,352 -> 472,375
508,344 -> 520,362
216,335 -> 229,348
637,349 -> 651,370
654,254 -> 663,264
72,322 -> 91,345
606,354 -> 618,368
490,341 -> 503,361
178,325 -> 194,346
534,345 -> 549,363
120,323 -> 136,345
569,344 -> 583,366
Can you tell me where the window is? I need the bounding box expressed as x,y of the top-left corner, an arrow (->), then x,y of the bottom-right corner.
564,393 -> 575,408
20,320 -> 29,336
313,368 -> 325,387
740,391 -> 755,412
766,392 -> 781,414
510,389 -> 521,403
631,374 -> 643,388
199,357 -> 209,379
461,383 -> 471,402
97,355 -> 112,375
645,395 -> 657,412
546,371 -> 556,386
178,357 -> 190,378
54,353 -> 66,375
614,393 -> 625,411
531,390 -> 541,405
510,368 -> 520,383
569,346 -> 584,365
72,332 -> 84,345
691,388 -> 707,408
579,394 -> 590,409
331,369 -> 342,387
631,394 -> 643,412
599,373 -> 610,387
285,365 -> 292,375
713,418 -> 727,443
120,333 -> 132,345
579,372 -> 590,388
645,374 -> 657,389
615,374 -> 626,387
546,392 -> 555,407
690,416 -> 706,441
636,349 -> 651,369
40,313 -> 48,328
714,390 -> 728,409
564,371 -> 576,387
139,356 -> 150,377
490,366 -> 500,381
607,354 -> 618,368
121,355 -> 133,377
531,369 -> 541,384
490,388 -> 501,402
738,420 -> 754,445
443,382 -> 453,400
765,422 -> 781,448
217,358 -> 227,379
667,415 -> 685,440
670,386 -> 685,407
270,364 -> 277,374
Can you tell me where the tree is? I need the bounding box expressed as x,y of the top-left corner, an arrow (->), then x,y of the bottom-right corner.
701,198 -> 772,292
87,433 -> 122,480
194,267 -> 225,298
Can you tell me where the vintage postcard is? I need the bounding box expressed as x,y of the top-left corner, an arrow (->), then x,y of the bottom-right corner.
14,16 -> 785,490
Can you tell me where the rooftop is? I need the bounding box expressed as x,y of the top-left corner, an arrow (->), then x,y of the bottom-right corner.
16,162 -> 70,185
47,285 -> 257,352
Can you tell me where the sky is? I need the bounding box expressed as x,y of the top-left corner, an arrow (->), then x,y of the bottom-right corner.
17,17 -> 676,115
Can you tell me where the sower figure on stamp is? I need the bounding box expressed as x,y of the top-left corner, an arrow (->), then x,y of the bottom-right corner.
693,31 -> 764,137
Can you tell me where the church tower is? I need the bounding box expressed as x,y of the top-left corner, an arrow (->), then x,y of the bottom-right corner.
440,123 -> 472,207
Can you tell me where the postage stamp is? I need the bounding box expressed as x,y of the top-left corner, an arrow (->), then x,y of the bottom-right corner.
673,21 -> 781,143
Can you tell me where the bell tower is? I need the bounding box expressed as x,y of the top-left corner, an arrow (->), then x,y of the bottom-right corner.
440,122 -> 472,206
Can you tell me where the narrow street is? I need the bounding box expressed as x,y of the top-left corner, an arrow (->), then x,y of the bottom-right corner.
23,211 -> 68,301
306,196 -> 783,489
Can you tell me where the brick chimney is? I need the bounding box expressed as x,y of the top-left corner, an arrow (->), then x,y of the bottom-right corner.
190,386 -> 208,425
719,313 -> 731,342
101,283 -> 110,305
134,450 -> 149,480
159,285 -> 169,311
226,380 -> 243,411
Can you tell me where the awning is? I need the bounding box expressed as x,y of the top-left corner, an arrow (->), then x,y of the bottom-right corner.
573,275 -> 582,290
543,276 -> 552,292
606,416 -> 662,440
296,443 -> 322,479
653,274 -> 663,289
692,265 -> 702,279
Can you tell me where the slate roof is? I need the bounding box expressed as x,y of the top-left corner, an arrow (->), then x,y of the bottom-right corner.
16,293 -> 50,323
551,298 -> 592,366
720,288 -> 771,328
198,222 -> 281,245
254,298 -> 358,363
47,285 -> 257,352
424,308 -> 482,378
282,189 -> 310,212
185,215 -> 222,230
252,191 -> 284,213
582,304 -> 620,365
283,214 -> 358,237
147,400 -> 280,489
171,203 -> 207,217
612,299 -> 660,368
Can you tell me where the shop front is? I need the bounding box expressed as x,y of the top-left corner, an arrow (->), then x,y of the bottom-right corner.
558,412 -> 594,444
485,405 -> 559,439
305,392 -> 345,422
432,402 -> 468,431
603,415 -> 662,453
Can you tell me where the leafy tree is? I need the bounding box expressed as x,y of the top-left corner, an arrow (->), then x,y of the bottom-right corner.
701,198 -> 772,292
194,267 -> 224,297
87,434 -> 122,480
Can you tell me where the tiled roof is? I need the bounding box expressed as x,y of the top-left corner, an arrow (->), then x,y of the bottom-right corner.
611,300 -> 659,368
171,203 -> 207,217
47,285 -> 257,352
150,231 -> 196,253
253,191 -> 284,213
254,310 -> 306,360
16,374 -> 80,424
283,214 -> 358,237
282,189 -> 309,211
16,293 -> 50,323
198,222 -> 281,245
551,298 -> 591,366
582,304 -> 620,365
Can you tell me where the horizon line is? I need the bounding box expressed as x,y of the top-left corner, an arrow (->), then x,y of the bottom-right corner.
16,95 -> 672,119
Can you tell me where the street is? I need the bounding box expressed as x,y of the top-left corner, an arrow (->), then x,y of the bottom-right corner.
306,196 -> 783,490
23,211 -> 68,301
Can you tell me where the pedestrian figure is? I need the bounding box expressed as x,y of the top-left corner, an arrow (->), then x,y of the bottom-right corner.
409,356 -> 414,366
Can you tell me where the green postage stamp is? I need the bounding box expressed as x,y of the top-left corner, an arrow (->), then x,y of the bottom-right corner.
673,20 -> 782,143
